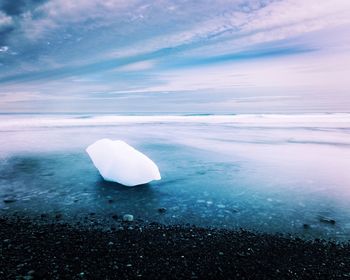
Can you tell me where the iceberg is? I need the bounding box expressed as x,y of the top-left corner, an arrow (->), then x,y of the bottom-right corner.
86,139 -> 161,186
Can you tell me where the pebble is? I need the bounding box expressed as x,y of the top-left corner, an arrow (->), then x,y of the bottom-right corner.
3,198 -> 16,203
1,215 -> 349,279
158,208 -> 167,213
319,217 -> 336,225
123,214 -> 134,222
55,214 -> 62,220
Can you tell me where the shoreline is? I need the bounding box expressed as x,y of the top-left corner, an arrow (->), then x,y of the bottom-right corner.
1,216 -> 349,279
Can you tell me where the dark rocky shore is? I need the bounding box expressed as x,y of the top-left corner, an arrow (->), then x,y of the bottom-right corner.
1,217 -> 350,280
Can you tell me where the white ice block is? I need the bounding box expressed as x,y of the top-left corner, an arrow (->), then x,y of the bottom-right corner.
86,139 -> 161,186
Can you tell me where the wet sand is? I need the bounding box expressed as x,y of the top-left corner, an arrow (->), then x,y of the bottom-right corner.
1,216 -> 349,279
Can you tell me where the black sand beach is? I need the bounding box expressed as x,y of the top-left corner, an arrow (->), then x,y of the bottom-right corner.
1,216 -> 350,280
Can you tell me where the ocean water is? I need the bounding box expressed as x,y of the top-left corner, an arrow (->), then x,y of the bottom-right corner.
0,113 -> 350,240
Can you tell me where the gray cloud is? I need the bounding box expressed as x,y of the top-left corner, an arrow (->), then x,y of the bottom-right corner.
0,0 -> 48,45
0,0 -> 350,113
0,25 -> 13,45
0,0 -> 48,16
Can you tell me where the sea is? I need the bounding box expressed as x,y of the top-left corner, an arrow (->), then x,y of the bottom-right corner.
0,113 -> 350,240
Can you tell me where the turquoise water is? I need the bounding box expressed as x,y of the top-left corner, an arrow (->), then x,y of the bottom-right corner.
0,114 -> 350,240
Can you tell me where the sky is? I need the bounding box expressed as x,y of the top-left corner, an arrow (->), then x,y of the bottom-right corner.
0,0 -> 350,113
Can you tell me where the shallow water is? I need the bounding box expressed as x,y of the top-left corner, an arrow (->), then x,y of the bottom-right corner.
0,114 -> 350,240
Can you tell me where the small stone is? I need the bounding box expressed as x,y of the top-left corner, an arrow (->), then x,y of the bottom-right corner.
158,207 -> 167,213
108,241 -> 114,246
55,214 -> 62,219
123,214 -> 134,222
41,172 -> 54,177
3,198 -> 16,203
319,217 -> 336,225
27,270 -> 35,275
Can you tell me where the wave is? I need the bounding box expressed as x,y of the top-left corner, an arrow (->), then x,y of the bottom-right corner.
0,113 -> 350,130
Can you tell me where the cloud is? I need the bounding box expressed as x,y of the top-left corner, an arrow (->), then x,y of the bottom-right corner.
19,0 -> 140,40
0,0 -> 50,45
153,0 -> 350,60
0,11 -> 14,44
0,0 -> 350,113
0,46 -> 9,52
0,91 -> 43,103
0,0 -> 48,16
115,60 -> 155,72
0,11 -> 12,27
